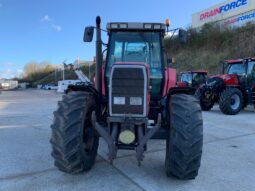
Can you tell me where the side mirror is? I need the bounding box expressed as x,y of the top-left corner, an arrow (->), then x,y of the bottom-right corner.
83,26 -> 94,42
179,29 -> 188,44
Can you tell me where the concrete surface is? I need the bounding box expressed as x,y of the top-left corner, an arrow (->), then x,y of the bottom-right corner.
0,89 -> 255,191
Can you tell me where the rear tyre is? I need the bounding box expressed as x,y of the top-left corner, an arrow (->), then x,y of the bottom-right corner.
195,88 -> 214,111
165,94 -> 203,180
50,91 -> 99,174
219,88 -> 243,115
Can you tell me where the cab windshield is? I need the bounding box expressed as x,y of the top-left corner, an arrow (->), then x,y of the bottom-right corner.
106,31 -> 163,77
227,63 -> 245,75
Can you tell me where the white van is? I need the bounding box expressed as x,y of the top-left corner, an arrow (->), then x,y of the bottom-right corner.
57,80 -> 81,93
43,83 -> 58,90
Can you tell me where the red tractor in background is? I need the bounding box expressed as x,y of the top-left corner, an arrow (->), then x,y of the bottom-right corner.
178,70 -> 208,89
196,58 -> 255,115
50,17 -> 203,180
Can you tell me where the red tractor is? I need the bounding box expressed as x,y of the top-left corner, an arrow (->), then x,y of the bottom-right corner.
50,17 -> 203,179
196,58 -> 255,115
178,70 -> 208,89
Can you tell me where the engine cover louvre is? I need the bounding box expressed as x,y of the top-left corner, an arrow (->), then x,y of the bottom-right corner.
109,64 -> 148,117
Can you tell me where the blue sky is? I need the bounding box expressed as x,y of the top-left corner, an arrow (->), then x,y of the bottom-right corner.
0,0 -> 223,79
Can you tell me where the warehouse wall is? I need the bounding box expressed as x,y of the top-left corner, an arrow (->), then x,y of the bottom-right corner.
192,0 -> 255,28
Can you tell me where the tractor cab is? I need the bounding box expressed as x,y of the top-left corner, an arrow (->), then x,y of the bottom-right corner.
223,59 -> 255,87
179,70 -> 207,89
105,23 -> 166,99
84,21 -> 188,100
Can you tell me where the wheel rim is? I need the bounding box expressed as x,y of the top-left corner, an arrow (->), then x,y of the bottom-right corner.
230,94 -> 240,110
202,91 -> 213,107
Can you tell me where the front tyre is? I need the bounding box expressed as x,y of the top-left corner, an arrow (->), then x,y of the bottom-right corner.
165,94 -> 203,179
50,91 -> 99,174
219,88 -> 243,115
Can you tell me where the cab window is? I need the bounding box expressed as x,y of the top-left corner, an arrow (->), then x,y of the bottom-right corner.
247,61 -> 255,75
227,63 -> 245,75
193,73 -> 206,85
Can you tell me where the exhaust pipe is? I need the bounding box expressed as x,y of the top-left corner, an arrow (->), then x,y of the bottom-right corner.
96,16 -> 102,117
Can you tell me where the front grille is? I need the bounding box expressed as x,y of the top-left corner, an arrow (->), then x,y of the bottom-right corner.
109,65 -> 147,117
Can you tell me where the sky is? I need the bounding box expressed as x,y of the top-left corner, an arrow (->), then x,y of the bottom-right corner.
0,0 -> 223,79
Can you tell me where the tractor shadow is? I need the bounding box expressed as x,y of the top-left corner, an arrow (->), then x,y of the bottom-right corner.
203,104 -> 255,115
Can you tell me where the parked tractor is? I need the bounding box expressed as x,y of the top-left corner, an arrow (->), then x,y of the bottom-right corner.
178,70 -> 207,89
196,58 -> 255,114
50,17 -> 203,179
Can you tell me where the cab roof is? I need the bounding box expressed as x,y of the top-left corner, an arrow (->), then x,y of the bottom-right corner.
225,58 -> 255,64
107,22 -> 166,32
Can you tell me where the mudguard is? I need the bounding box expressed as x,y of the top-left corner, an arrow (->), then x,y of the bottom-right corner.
66,83 -> 99,98
163,68 -> 177,97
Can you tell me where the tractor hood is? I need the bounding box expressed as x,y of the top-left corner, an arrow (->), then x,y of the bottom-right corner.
209,74 -> 239,86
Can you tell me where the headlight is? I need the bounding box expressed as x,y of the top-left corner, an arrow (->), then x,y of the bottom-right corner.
144,24 -> 152,29
119,23 -> 128,29
130,97 -> 142,106
153,24 -> 161,29
110,23 -> 118,29
113,97 -> 125,105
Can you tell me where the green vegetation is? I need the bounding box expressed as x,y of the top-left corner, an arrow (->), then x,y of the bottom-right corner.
165,23 -> 255,74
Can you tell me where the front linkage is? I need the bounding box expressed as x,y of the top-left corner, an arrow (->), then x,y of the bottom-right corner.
93,112 -> 161,165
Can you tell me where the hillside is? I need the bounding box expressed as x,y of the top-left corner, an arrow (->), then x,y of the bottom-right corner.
34,64 -> 96,86
19,62 -> 95,87
165,23 -> 255,74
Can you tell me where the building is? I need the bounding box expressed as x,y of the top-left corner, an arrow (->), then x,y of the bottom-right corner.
192,0 -> 255,29
0,80 -> 18,90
